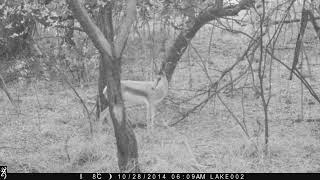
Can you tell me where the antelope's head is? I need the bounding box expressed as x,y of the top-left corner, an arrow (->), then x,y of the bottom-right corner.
152,71 -> 167,90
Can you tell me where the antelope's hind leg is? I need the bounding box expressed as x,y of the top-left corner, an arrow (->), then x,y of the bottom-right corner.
145,101 -> 156,134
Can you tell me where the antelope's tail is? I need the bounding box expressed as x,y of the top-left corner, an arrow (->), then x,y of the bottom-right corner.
103,86 -> 108,97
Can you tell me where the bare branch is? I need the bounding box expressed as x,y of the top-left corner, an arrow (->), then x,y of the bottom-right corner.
0,73 -> 16,107
66,0 -> 113,58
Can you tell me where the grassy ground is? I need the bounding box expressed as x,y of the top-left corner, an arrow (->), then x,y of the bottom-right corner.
1,26 -> 320,173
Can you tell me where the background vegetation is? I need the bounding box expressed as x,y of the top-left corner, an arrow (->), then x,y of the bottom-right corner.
0,0 -> 320,172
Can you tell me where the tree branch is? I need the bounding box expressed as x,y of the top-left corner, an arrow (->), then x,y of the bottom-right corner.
161,0 -> 255,81
66,0 -> 113,58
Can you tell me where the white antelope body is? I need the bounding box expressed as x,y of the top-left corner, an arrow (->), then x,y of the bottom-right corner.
103,72 -> 168,131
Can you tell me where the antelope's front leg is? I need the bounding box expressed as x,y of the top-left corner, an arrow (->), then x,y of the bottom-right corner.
149,104 -> 155,132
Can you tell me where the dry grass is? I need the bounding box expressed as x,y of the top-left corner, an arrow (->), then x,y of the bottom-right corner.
1,26 -> 320,173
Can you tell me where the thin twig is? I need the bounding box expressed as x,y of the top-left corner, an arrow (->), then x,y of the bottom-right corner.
217,94 -> 249,138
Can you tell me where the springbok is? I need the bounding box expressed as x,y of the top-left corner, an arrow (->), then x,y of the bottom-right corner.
103,71 -> 168,131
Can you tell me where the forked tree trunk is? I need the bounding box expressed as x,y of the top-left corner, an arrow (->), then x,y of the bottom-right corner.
68,0 -> 252,172
66,0 -> 140,172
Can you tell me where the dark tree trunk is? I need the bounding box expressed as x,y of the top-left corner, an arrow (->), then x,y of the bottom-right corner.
95,2 -> 114,119
105,56 -> 139,172
66,0 -> 140,172
161,0 -> 255,81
